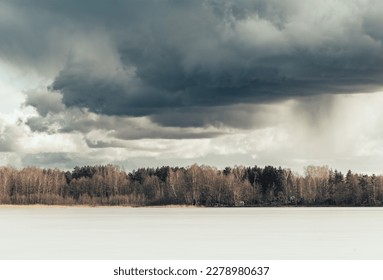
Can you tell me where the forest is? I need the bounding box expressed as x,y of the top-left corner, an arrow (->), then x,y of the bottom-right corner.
0,164 -> 382,207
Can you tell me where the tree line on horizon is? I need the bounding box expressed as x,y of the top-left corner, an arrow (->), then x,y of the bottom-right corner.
0,164 -> 382,206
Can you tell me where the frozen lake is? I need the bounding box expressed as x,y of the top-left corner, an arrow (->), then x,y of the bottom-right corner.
0,207 -> 382,259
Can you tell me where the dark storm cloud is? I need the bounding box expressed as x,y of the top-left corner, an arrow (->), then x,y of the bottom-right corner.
3,0 -> 383,128
149,104 -> 278,128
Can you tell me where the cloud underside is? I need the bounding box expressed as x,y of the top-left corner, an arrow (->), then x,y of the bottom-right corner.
0,0 -> 381,128
2,0 -> 383,173
3,91 -> 383,174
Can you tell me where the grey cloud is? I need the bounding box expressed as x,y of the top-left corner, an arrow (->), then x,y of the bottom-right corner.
21,153 -> 74,169
362,3 -> 383,43
111,127 -> 222,141
21,152 -> 105,170
0,121 -> 23,152
24,89 -> 65,117
4,0 -> 383,129
19,151 -> 254,172
25,105 -> 224,141
0,130 -> 14,152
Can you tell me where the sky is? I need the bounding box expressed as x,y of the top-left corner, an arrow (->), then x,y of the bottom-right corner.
1,0 -> 383,174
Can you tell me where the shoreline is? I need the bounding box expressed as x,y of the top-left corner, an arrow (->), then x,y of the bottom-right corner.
0,204 -> 380,209
0,204 -> 198,209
